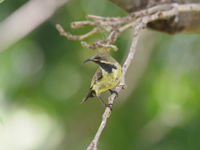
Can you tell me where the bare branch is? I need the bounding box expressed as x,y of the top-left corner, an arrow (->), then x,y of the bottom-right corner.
177,3 -> 200,12
85,6 -> 180,150
71,21 -> 98,28
87,15 -> 122,22
55,3 -> 200,150
86,19 -> 144,150
81,41 -> 118,51
57,3 -> 199,51
56,24 -> 99,40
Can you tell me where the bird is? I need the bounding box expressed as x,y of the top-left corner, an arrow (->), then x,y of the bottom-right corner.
81,52 -> 122,109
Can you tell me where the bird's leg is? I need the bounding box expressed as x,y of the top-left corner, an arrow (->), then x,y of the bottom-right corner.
109,89 -> 118,97
97,96 -> 112,111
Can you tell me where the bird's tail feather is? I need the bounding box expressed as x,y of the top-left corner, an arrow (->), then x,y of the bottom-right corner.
81,90 -> 95,104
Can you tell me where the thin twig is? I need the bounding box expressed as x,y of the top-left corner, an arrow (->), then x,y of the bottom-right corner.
71,21 -> 98,28
87,15 -> 122,22
81,41 -> 118,51
56,24 -> 99,40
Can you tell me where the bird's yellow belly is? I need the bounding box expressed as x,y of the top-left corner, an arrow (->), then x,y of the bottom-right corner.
92,69 -> 121,95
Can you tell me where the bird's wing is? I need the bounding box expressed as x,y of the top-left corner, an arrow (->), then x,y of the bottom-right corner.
91,68 -> 103,87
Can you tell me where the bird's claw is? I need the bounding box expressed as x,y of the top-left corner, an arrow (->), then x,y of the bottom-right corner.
109,89 -> 118,97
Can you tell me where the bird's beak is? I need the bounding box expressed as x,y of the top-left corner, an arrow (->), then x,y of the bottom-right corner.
82,58 -> 94,64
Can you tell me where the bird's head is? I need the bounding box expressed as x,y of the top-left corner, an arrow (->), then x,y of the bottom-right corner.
83,52 -> 115,64
83,52 -> 120,73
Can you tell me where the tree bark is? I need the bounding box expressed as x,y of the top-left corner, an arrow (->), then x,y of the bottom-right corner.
109,0 -> 200,33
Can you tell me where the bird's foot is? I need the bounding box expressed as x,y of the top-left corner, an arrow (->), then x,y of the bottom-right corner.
109,89 -> 118,97
97,96 -> 113,111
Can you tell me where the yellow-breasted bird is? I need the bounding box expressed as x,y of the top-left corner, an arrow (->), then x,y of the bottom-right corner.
81,52 -> 122,109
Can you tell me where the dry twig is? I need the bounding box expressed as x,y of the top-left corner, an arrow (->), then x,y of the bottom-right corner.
56,4 -> 178,51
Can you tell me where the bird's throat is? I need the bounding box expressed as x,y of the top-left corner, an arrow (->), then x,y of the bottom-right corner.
96,62 -> 117,73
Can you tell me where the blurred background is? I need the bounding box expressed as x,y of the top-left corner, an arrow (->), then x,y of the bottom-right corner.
0,0 -> 200,150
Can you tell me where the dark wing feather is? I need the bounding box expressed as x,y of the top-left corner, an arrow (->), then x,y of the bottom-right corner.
91,68 -> 103,87
81,90 -> 95,103
81,68 -> 102,103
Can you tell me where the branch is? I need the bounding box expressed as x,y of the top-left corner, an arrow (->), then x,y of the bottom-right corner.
109,0 -> 200,33
86,20 -> 143,150
0,0 -> 68,52
56,3 -> 200,150
109,0 -> 200,12
85,7 -> 179,150
56,3 -> 200,52
56,24 -> 99,40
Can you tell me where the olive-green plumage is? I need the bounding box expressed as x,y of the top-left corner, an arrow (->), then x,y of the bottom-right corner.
81,52 -> 122,108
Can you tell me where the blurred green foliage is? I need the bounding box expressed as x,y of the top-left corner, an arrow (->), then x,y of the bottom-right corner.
0,0 -> 200,150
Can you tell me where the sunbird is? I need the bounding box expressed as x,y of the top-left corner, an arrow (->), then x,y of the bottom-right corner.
81,52 -> 122,109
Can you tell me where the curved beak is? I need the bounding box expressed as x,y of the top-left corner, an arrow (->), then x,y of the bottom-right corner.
82,58 -> 93,64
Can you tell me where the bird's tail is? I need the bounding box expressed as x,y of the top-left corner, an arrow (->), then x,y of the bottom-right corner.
81,90 -> 95,104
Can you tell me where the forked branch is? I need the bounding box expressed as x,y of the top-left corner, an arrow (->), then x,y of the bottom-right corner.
56,3 -> 200,150
56,4 -> 178,51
